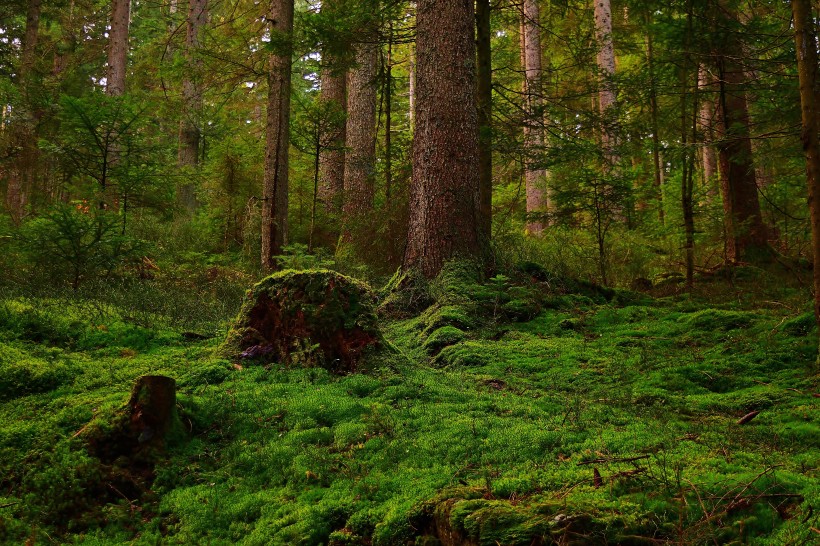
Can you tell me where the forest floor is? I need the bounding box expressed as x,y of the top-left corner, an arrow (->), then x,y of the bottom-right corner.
0,265 -> 818,545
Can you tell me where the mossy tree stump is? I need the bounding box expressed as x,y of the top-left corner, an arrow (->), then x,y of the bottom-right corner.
128,375 -> 177,447
226,269 -> 383,373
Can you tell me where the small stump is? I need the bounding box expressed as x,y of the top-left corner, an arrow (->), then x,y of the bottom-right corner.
226,269 -> 382,373
128,375 -> 177,447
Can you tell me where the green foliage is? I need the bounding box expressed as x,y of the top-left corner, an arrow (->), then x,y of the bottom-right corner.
422,326 -> 466,356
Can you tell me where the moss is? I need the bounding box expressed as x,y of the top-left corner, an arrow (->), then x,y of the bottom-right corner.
423,326 -> 466,356
225,269 -> 383,373
0,343 -> 72,401
782,312 -> 816,337
379,268 -> 433,318
682,309 -> 757,331
419,304 -> 480,336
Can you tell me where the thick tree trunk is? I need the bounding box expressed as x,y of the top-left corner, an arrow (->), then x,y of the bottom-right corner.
791,0 -> 820,337
404,0 -> 483,278
712,16 -> 767,263
107,0 -> 130,96
317,0 -> 348,220
593,0 -> 617,154
699,66 -> 719,199
177,0 -> 207,212
476,0 -> 493,241
5,0 -> 41,223
342,40 -> 378,233
522,0 -> 549,234
261,0 -> 293,270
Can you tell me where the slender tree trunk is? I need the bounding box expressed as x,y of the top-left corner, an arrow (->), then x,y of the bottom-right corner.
646,20 -> 664,225
261,0 -> 293,270
593,0 -> 617,155
791,0 -> 820,338
317,0 -> 347,221
699,66 -> 719,200
178,0 -> 207,212
384,24 -> 393,202
5,0 -> 41,223
107,0 -> 130,96
476,0 -> 493,240
408,53 -> 416,127
404,0 -> 483,278
342,40 -> 378,236
522,0 -> 548,234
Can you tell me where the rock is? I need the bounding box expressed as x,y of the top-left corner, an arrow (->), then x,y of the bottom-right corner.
226,269 -> 382,373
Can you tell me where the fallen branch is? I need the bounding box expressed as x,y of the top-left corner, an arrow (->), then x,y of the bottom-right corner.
578,455 -> 650,466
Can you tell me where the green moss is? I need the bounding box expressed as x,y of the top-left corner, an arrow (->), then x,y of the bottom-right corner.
423,326 -> 466,356
782,312 -> 816,337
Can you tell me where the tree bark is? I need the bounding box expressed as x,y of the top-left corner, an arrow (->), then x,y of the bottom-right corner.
404,0 -> 483,278
5,0 -> 41,223
712,5 -> 767,263
178,0 -> 207,212
342,39 -> 378,233
791,0 -> 820,336
317,0 -> 347,220
646,20 -> 664,224
261,0 -> 294,270
593,0 -> 617,154
476,0 -> 493,240
698,66 -> 718,199
522,0 -> 549,234
107,0 -> 130,96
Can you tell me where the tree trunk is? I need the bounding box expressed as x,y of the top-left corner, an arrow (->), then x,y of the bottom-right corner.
404,0 -> 483,278
699,66 -> 719,200
317,0 -> 348,221
646,19 -> 664,224
107,0 -> 130,96
712,7 -> 767,263
5,0 -> 41,224
261,0 -> 293,270
127,376 -> 177,447
791,0 -> 820,337
593,0 -> 617,155
177,0 -> 207,212
342,40 -> 378,234
476,0 -> 493,241
522,0 -> 549,234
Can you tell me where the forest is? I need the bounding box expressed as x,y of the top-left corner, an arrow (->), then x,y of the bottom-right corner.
0,0 -> 819,543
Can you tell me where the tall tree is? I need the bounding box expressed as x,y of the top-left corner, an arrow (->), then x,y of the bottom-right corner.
261,0 -> 294,270
403,0 -> 483,277
593,0 -> 616,155
107,0 -> 130,96
521,0 -> 549,234
317,0 -> 348,220
476,0 -> 492,240
5,0 -> 41,223
342,39 -> 378,232
791,0 -> 820,337
711,3 -> 767,262
177,0 -> 208,212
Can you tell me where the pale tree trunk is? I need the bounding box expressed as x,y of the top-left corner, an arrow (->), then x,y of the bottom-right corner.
476,0 -> 492,241
317,0 -> 347,219
522,0 -> 549,234
791,0 -> 820,338
712,5 -> 767,263
698,66 -> 719,200
408,53 -> 415,127
646,19 -> 664,224
107,0 -> 130,96
5,0 -> 41,223
261,0 -> 293,270
178,0 -> 207,212
593,0 -> 617,155
404,0 -> 483,278
342,40 -> 378,234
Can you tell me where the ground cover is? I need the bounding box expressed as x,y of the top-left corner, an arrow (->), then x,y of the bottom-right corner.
0,267 -> 817,545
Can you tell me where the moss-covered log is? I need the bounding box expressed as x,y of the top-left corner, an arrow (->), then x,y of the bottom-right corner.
226,269 -> 383,372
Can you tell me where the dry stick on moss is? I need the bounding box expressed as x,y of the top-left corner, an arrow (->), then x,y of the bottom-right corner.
577,455 -> 650,466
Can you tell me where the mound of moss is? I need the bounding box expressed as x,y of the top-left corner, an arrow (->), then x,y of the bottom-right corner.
226,269 -> 383,373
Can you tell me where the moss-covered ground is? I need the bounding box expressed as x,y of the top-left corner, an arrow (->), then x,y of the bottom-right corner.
0,269 -> 818,545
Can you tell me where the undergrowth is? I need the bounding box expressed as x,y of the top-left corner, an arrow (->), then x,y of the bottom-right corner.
0,263 -> 817,545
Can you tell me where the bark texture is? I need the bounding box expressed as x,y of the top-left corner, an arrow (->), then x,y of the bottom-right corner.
593,0 -> 616,152
699,66 -> 718,198
317,0 -> 348,218
177,0 -> 207,211
261,0 -> 293,270
522,0 -> 549,234
342,40 -> 378,231
791,0 -> 820,333
5,0 -> 41,223
476,0 -> 493,240
404,0 -> 483,278
712,6 -> 767,262
107,0 -> 130,96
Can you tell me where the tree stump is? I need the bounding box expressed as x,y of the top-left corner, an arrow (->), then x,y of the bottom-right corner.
128,375 -> 177,446
226,269 -> 383,373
